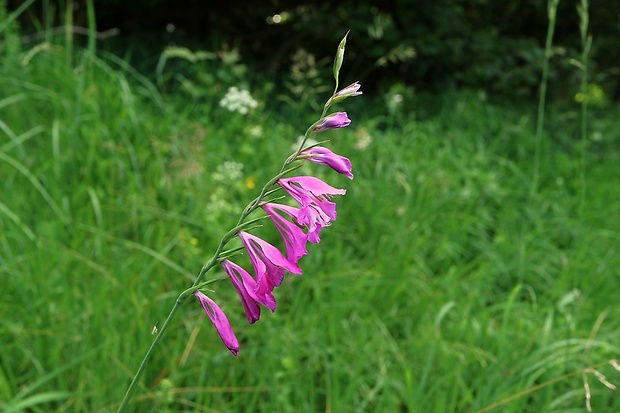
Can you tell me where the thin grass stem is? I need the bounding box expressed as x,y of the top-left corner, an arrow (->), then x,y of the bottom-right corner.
116,297 -> 184,412
85,0 -> 96,55
532,0 -> 560,195
577,0 -> 591,217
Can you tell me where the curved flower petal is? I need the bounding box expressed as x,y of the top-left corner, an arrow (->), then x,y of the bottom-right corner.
222,259 -> 276,313
262,203 -> 308,263
313,112 -> 351,132
296,205 -> 327,243
301,146 -> 354,180
194,291 -> 239,356
327,82 -> 363,105
222,260 -> 262,323
278,176 -> 347,229
238,231 -> 302,309
336,82 -> 362,98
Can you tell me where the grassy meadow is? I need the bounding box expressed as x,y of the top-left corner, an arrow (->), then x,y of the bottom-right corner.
2,19 -> 620,413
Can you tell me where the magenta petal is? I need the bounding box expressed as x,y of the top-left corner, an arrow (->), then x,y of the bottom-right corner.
238,231 -> 302,275
279,176 -> 346,200
222,259 -> 276,313
194,291 -> 239,356
306,222 -> 323,243
222,260 -> 262,323
296,204 -> 327,242
335,82 -> 362,98
301,146 -> 354,180
238,231 -> 302,309
278,176 -> 346,224
262,203 -> 308,263
327,82 -> 363,105
313,112 -> 351,132
299,146 -> 353,179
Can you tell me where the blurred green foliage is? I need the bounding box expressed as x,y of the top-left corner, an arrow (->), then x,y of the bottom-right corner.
1,2 -> 620,412
6,0 -> 620,100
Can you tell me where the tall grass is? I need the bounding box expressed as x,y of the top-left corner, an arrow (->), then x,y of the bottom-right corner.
532,0 -> 560,195
576,0 -> 591,217
1,3 -> 620,413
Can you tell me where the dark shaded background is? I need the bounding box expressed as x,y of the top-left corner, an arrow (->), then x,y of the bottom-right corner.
10,0 -> 620,99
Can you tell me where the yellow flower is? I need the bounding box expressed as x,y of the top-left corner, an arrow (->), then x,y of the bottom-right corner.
245,176 -> 256,190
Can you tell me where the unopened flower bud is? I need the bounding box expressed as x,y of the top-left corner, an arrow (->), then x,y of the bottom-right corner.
313,112 -> 351,132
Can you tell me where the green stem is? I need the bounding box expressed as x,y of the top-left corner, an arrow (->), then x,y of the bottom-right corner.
85,0 -> 97,55
117,57 -> 343,413
532,0 -> 560,196
116,295 -> 185,412
578,0 -> 590,218
116,273 -> 226,413
64,0 -> 73,63
115,138 -> 311,413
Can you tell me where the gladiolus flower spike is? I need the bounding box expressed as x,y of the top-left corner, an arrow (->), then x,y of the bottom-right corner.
115,33 -> 360,413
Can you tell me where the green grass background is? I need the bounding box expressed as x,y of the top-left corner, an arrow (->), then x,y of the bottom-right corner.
1,20 -> 620,413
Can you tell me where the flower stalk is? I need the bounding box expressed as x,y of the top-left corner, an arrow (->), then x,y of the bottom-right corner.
116,33 -> 361,412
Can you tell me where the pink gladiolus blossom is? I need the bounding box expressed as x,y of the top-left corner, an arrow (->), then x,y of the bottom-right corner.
221,259 -> 277,312
301,146 -> 354,180
222,259 -> 262,323
262,203 -> 308,263
238,231 -> 302,310
278,176 -> 346,242
335,81 -> 362,98
295,204 -> 326,243
313,112 -> 351,132
328,82 -> 363,105
194,291 -> 239,356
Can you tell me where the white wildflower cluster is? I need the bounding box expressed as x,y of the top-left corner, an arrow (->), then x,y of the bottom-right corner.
219,87 -> 259,115
213,161 -> 244,183
354,128 -> 373,150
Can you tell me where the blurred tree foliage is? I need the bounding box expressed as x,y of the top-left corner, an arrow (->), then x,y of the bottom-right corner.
7,0 -> 620,99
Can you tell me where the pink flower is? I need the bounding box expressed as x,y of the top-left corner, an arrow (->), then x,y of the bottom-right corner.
222,260 -> 262,323
301,146 -> 354,180
194,291 -> 239,356
262,203 -> 308,263
277,176 -> 346,242
336,82 -> 362,98
313,112 -> 351,132
328,82 -> 363,105
295,205 -> 326,243
238,231 -> 302,310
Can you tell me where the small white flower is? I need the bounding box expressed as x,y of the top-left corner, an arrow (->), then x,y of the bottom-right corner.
219,87 -> 259,115
213,161 -> 244,183
354,128 -> 372,151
